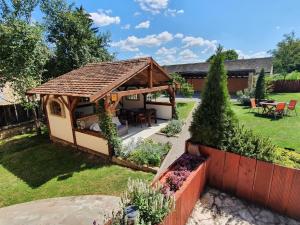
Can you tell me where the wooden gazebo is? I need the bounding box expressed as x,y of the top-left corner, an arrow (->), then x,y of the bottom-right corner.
27,57 -> 176,157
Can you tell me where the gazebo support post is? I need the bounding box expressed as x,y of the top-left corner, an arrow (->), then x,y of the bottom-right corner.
67,96 -> 80,147
167,86 -> 176,119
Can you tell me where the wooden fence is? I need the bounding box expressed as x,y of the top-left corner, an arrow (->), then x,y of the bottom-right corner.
272,80 -> 300,92
159,160 -> 207,225
186,142 -> 300,221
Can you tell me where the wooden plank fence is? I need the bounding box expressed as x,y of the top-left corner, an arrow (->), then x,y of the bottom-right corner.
186,142 -> 300,221
272,80 -> 300,92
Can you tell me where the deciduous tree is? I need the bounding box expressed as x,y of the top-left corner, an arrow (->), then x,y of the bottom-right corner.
271,32 -> 300,74
41,0 -> 114,78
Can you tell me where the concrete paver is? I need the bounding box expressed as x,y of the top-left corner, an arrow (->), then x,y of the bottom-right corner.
0,195 -> 120,225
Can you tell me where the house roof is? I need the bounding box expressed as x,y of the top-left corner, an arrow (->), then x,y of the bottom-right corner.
27,57 -> 170,101
0,83 -> 18,106
163,57 -> 273,76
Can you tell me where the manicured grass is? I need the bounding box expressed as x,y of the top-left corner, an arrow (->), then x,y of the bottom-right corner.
0,134 -> 153,207
176,101 -> 196,120
233,93 -> 300,153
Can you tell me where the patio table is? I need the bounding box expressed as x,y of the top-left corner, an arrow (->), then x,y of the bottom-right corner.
127,108 -> 157,126
259,101 -> 285,115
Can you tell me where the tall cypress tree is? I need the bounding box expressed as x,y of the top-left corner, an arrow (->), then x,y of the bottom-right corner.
254,68 -> 266,101
189,46 -> 237,149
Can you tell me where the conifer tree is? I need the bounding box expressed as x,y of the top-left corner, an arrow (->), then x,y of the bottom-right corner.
254,68 -> 266,101
189,46 -> 237,149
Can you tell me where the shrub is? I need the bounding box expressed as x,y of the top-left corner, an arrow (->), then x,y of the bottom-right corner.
121,179 -> 174,225
190,46 -> 238,149
161,119 -> 184,137
255,68 -> 267,101
170,72 -> 194,98
181,82 -> 194,98
161,153 -> 204,196
124,139 -> 171,167
236,88 -> 255,106
223,126 -> 277,162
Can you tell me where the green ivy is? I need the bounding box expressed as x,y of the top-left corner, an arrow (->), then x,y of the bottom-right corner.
97,99 -> 122,155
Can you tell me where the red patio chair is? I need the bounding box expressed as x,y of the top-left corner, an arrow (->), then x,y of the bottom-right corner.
249,98 -> 261,113
286,100 -> 297,116
272,102 -> 286,119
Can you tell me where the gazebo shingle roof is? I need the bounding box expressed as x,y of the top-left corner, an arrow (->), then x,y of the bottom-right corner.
27,57 -> 156,100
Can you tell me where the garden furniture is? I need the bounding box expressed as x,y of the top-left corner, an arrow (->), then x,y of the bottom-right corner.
249,98 -> 261,113
259,101 -> 283,116
270,102 -> 286,119
136,113 -> 147,127
286,100 -> 298,116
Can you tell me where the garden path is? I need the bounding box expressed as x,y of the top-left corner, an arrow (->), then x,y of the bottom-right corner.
151,97 -> 200,180
0,195 -> 120,225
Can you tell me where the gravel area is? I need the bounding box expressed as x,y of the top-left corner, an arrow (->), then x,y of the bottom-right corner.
187,188 -> 300,225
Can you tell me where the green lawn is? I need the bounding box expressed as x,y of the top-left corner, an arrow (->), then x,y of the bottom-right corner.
233,93 -> 300,153
0,134 -> 153,207
176,101 -> 196,120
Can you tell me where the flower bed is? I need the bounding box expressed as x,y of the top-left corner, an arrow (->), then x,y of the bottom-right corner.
116,139 -> 171,168
186,140 -> 300,221
104,153 -> 208,225
157,153 -> 208,225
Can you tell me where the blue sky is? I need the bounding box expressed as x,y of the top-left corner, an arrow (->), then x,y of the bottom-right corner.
34,0 -> 300,65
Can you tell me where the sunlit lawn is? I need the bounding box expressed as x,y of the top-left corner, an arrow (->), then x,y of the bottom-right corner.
0,134 -> 153,207
233,93 -> 300,152
176,101 -> 196,120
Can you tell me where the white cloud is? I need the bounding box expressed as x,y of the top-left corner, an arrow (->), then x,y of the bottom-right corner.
175,33 -> 184,39
90,10 -> 120,26
181,36 -> 217,54
178,49 -> 199,62
155,47 -> 202,65
236,50 -> 270,59
134,11 -> 141,16
156,47 -> 177,55
135,20 -> 150,29
111,31 -> 174,52
134,52 -> 151,58
164,8 -> 184,17
121,24 -> 131,30
135,0 -> 169,14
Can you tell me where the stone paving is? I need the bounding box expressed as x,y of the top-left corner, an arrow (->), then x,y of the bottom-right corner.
187,188 -> 300,225
0,195 -> 120,225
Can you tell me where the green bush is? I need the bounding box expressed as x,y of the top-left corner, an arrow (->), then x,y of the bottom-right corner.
255,68 -> 267,101
236,88 -> 255,106
223,126 -> 277,162
180,82 -> 194,98
190,46 -> 238,149
161,119 -> 184,137
122,179 -> 174,225
124,140 -> 171,167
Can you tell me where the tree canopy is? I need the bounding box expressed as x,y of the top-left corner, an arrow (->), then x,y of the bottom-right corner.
271,32 -> 300,74
41,0 -> 113,78
0,0 -> 114,104
0,1 -> 50,105
206,49 -> 239,62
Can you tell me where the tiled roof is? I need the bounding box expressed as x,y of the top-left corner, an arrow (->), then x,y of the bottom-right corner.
163,57 -> 273,75
27,57 -> 159,100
